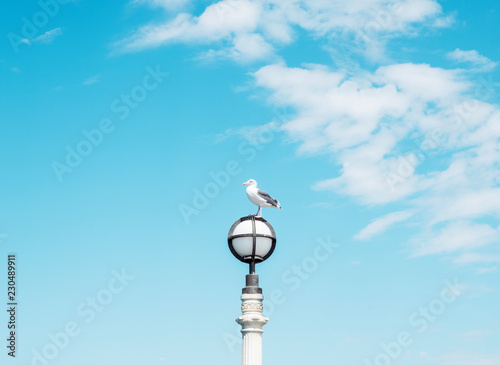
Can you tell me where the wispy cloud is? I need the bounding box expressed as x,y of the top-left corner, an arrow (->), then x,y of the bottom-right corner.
447,48 -> 497,72
252,61 -> 500,264
475,266 -> 498,274
455,329 -> 494,341
411,222 -> 500,257
115,0 -> 451,61
256,62 -> 469,204
22,28 -> 63,46
453,253 -> 500,264
355,210 -> 415,240
431,189 -> 500,224
115,0 -> 263,58
429,350 -> 500,365
82,74 -> 101,86
132,0 -> 190,11
213,121 -> 281,144
197,33 -> 277,62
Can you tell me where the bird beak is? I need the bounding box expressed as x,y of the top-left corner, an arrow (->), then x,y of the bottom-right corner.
242,182 -> 248,185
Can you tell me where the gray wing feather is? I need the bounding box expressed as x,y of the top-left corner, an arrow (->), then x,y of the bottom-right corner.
257,189 -> 280,207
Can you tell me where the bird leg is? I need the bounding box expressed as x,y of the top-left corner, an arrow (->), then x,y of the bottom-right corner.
252,206 -> 262,217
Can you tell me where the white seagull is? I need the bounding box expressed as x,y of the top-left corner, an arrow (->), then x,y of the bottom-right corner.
243,179 -> 281,217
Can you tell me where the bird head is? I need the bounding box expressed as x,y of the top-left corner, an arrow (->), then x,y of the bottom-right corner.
242,179 -> 257,187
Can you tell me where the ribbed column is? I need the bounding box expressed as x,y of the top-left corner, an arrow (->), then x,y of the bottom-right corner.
236,275 -> 268,365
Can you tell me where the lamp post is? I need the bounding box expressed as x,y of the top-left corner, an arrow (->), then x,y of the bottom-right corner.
228,215 -> 276,365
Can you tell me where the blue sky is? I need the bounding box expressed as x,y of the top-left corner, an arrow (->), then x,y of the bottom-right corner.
1,0 -> 500,364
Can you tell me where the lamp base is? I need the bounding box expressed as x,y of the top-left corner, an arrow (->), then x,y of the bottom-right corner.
242,274 -> 262,294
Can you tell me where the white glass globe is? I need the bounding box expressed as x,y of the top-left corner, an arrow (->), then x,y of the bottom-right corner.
228,216 -> 276,263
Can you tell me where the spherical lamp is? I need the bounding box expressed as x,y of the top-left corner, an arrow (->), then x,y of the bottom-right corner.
227,215 -> 277,274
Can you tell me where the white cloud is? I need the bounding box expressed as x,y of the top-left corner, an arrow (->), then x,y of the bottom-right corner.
232,32 -> 275,61
251,60 -> 500,264
23,28 -> 63,46
132,0 -> 190,11
213,121 -> 281,144
312,130 -> 422,204
411,221 -> 500,257
252,62 -> 477,205
199,32 -> 277,62
453,253 -> 500,264
433,189 -> 500,223
253,63 -> 411,153
115,0 -> 263,56
455,329 -> 493,341
475,266 -> 498,274
447,48 -> 497,72
429,351 -> 500,365
116,0 -> 451,60
82,74 -> 101,86
375,63 -> 470,103
355,210 -> 415,240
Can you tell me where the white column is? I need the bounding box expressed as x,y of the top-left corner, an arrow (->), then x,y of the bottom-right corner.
236,293 -> 269,365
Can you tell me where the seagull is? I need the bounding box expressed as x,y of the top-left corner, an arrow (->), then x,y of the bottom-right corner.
243,179 -> 281,217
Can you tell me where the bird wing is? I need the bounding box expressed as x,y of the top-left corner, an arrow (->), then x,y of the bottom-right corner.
257,189 -> 280,207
